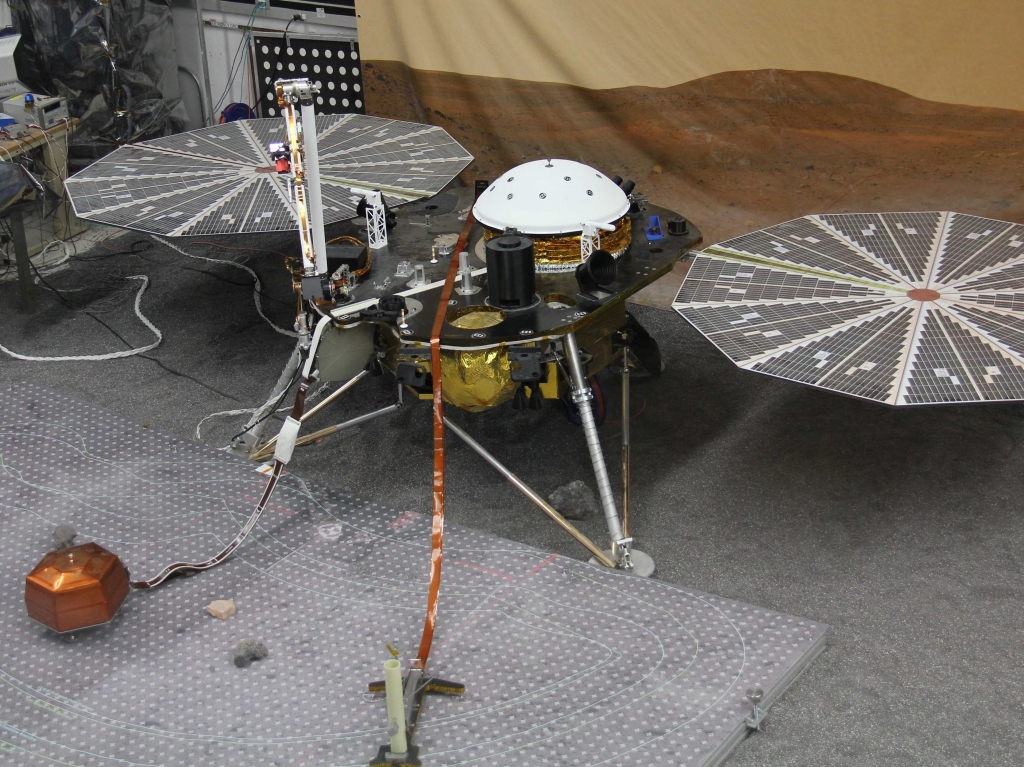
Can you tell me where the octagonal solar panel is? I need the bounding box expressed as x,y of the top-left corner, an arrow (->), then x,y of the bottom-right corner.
673,212 -> 1024,405
64,114 -> 473,237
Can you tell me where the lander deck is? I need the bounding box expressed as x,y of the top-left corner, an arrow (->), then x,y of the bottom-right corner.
324,187 -> 702,346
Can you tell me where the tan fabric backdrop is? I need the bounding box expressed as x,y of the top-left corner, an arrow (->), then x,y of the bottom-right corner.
356,2 -> 1024,304
358,0 -> 1024,111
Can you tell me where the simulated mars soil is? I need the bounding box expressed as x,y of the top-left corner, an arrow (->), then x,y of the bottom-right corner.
365,62 -> 1024,249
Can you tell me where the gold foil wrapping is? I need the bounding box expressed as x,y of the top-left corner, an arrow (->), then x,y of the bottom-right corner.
482,215 -> 632,271
441,347 -> 518,412
447,307 -> 506,329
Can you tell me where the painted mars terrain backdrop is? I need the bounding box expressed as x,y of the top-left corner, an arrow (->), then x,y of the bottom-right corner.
365,63 -> 1024,248
362,63 -> 1024,305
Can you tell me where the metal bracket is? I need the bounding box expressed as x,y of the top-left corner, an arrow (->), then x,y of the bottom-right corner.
368,668 -> 464,767
370,744 -> 421,767
301,274 -> 332,301
612,537 -> 634,570
744,686 -> 766,730
406,264 -> 427,288
571,388 -> 594,404
509,346 -> 545,383
395,362 -> 428,388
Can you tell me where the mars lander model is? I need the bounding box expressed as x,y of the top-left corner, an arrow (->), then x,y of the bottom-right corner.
37,71 -> 1024,767
63,78 -> 702,581
55,77 -> 702,762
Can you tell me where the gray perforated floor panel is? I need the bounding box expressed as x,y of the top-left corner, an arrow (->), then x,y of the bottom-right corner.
0,383 -> 826,767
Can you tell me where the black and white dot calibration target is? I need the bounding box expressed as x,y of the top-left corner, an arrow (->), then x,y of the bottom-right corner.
253,36 -> 365,116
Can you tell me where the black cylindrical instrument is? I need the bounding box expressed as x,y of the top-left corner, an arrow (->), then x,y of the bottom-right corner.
575,248 -> 617,295
485,233 -> 536,309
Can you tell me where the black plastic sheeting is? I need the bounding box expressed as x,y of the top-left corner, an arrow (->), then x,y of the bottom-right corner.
0,162 -> 56,214
10,0 -> 187,156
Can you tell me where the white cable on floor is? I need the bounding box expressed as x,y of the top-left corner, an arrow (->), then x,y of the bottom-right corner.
0,275 -> 162,361
152,235 -> 298,338
32,238 -> 71,269
195,406 -> 280,442
195,380 -> 334,443
0,233 -> 76,284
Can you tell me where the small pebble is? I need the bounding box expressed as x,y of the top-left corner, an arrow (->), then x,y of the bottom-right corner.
206,600 -> 236,620
548,480 -> 598,521
234,639 -> 268,668
52,525 -> 77,550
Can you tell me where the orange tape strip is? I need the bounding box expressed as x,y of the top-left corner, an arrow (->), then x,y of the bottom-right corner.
416,205 -> 478,670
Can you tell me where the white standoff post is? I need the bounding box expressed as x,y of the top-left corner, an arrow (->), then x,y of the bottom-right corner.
383,658 -> 408,754
580,220 -> 615,261
456,250 -> 480,294
364,190 -> 388,250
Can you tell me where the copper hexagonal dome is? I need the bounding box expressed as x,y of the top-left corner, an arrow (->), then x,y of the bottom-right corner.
25,542 -> 129,633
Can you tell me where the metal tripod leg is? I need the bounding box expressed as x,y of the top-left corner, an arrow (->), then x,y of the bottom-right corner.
445,417 -> 616,567
249,369 -> 375,461
621,344 -> 631,539
562,332 -> 633,570
282,384 -> 403,452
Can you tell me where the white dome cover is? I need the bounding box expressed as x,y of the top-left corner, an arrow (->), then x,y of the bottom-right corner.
473,159 -> 629,235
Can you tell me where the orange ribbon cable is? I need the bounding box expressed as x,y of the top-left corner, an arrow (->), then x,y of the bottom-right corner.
416,206 -> 477,670
131,380 -> 311,589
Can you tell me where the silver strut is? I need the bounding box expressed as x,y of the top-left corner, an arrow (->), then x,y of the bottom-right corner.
562,332 -> 633,569
299,97 -> 328,275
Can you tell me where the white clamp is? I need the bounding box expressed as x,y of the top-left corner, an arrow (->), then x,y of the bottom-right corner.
273,416 -> 302,464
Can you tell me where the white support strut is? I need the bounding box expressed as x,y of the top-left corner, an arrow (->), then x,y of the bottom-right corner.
581,220 -> 615,262
383,659 -> 408,755
365,189 -> 388,250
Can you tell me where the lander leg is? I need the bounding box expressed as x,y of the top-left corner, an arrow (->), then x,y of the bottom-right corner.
562,333 -> 634,570
271,384 -> 403,454
620,338 -> 631,539
563,332 -> 655,575
248,369 -> 375,461
444,418 -> 616,567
